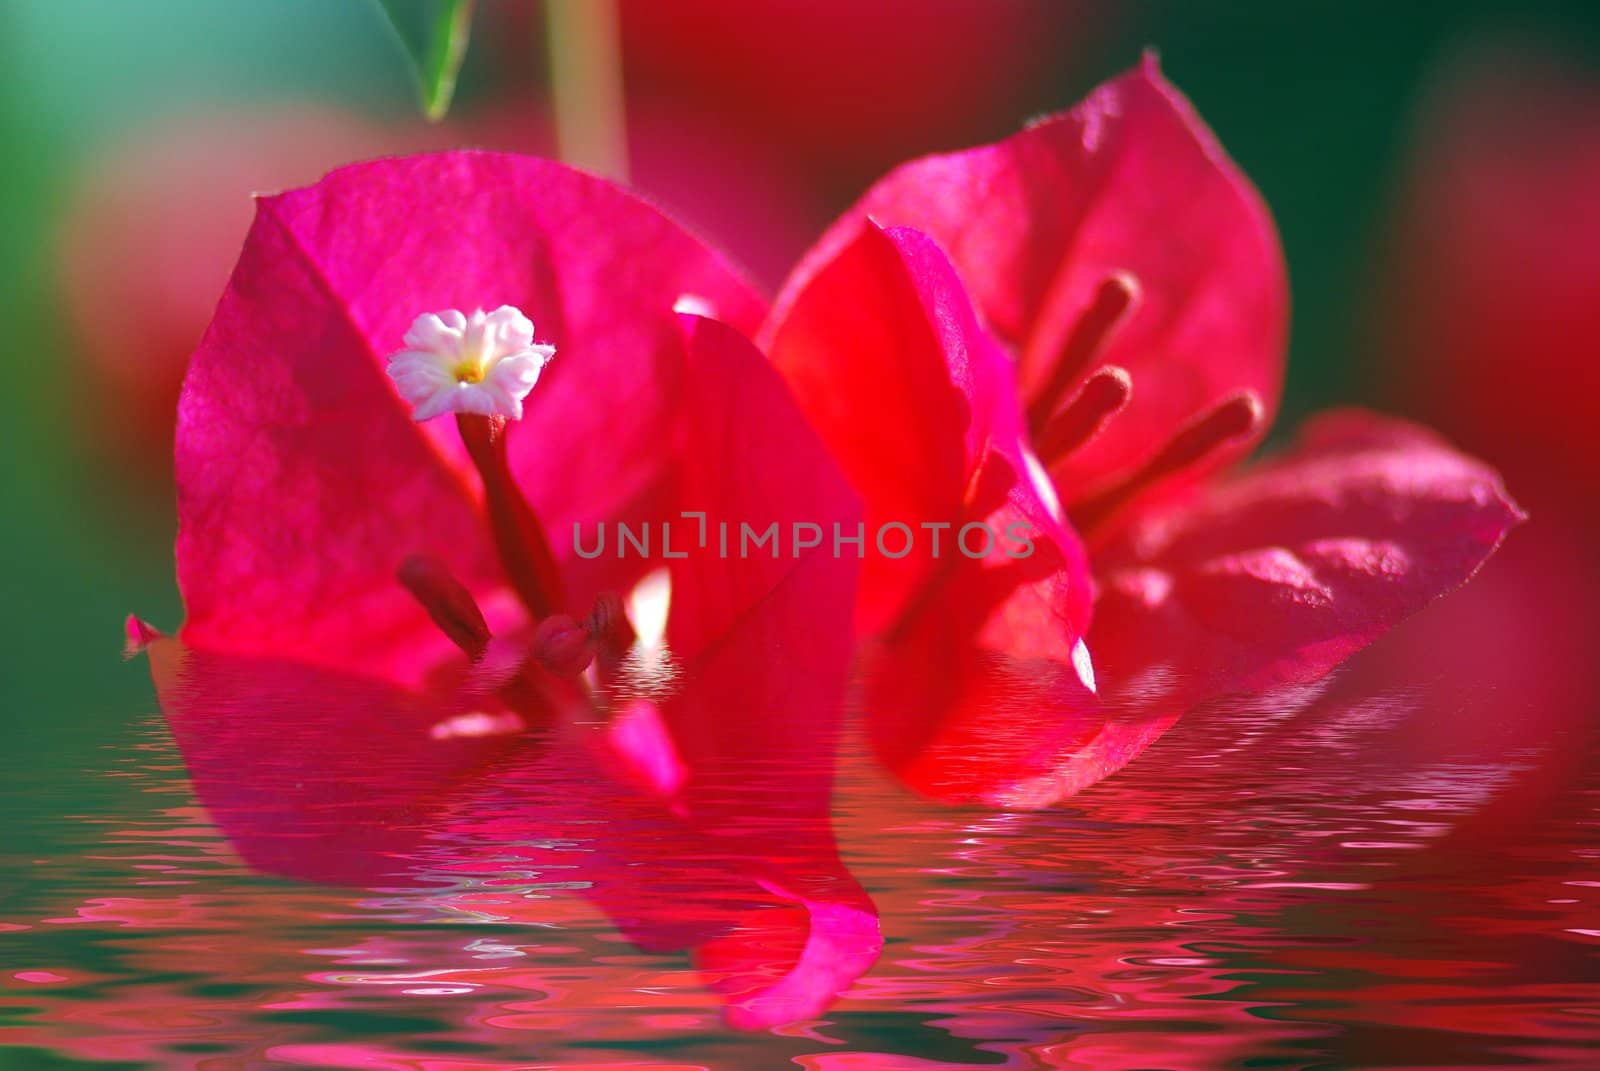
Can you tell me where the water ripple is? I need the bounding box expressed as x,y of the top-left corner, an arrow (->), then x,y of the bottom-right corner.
1,702 -> 1596,1069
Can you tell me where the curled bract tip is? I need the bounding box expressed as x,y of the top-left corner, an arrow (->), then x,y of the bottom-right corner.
123,615 -> 166,659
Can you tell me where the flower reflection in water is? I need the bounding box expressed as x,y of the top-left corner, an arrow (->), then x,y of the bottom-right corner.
2,686 -> 1595,1069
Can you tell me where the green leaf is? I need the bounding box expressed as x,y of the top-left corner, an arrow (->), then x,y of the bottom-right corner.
375,0 -> 476,122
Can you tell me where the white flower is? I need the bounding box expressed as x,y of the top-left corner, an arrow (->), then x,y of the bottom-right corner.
386,306 -> 556,422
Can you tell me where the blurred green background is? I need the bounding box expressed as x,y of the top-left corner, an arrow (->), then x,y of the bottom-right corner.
2,0 -> 1597,762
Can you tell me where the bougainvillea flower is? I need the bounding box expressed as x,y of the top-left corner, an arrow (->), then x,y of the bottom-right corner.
128,153 -> 877,1028
763,56 -> 1523,807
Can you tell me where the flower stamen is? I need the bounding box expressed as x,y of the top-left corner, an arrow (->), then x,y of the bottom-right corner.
398,553 -> 491,659
1025,273 -> 1139,437
1035,365 -> 1133,467
1071,392 -> 1264,535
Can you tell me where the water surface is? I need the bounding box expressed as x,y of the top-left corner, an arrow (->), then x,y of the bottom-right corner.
2,695 -> 1596,1070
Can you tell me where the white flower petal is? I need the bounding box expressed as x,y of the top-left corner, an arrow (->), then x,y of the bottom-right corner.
484,353 -> 545,394
484,305 -> 536,351
403,310 -> 467,352
411,388 -> 456,423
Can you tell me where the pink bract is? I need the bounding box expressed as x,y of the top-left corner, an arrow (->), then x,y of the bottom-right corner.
137,152 -> 875,1029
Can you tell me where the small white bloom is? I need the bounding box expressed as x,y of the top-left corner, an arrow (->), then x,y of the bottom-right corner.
387,306 -> 556,422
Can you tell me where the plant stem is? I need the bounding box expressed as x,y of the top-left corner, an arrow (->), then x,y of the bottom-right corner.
544,0 -> 630,181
